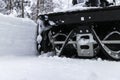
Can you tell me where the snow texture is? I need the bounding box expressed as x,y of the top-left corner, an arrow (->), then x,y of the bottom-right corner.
0,14 -> 37,56
0,56 -> 119,80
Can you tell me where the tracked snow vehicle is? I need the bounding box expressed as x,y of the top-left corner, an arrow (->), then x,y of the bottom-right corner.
37,0 -> 120,60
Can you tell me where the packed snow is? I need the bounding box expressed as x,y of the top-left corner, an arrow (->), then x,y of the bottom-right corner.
0,56 -> 120,80
0,14 -> 37,56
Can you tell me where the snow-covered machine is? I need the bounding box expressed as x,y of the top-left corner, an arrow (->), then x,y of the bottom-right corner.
37,0 -> 120,60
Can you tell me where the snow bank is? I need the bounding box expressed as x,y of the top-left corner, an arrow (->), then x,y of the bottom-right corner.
0,14 -> 37,56
0,56 -> 120,80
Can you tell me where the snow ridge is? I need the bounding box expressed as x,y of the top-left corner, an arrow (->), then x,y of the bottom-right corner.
0,13 -> 37,56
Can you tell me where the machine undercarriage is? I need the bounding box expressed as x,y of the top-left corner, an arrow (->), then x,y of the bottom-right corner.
37,0 -> 120,61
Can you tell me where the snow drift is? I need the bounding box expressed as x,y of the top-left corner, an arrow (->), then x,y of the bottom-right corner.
0,14 -> 37,56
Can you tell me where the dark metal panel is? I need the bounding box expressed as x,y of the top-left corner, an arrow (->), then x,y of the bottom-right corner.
45,6 -> 120,25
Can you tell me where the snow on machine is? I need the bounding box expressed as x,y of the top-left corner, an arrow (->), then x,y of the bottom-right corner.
37,0 -> 120,60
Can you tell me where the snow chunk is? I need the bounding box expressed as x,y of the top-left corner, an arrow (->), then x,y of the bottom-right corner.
0,13 -> 37,56
37,35 -> 42,44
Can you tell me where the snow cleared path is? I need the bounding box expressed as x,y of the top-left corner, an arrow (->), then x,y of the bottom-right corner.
0,56 -> 120,80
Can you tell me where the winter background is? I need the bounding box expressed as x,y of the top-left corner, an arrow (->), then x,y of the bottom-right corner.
0,0 -> 119,80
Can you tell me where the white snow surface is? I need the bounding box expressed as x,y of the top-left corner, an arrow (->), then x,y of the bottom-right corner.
0,56 -> 120,80
0,14 -> 37,56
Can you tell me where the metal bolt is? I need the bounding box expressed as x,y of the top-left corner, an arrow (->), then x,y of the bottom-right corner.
80,30 -> 83,33
62,20 -> 64,23
89,16 -> 91,19
88,52 -> 90,54
86,30 -> 89,32
81,17 -> 85,21
113,27 -> 116,30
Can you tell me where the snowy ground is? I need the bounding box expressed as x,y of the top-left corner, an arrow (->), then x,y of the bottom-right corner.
0,56 -> 120,80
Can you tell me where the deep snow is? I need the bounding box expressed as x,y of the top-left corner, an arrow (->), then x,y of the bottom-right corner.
0,14 -> 37,56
